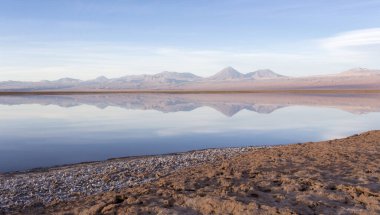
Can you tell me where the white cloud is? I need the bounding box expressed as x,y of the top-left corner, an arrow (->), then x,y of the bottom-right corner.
321,28 -> 380,49
317,28 -> 380,70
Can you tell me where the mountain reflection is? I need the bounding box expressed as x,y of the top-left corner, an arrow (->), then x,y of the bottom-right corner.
0,93 -> 380,116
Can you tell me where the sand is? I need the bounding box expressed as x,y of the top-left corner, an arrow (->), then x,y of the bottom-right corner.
10,131 -> 380,214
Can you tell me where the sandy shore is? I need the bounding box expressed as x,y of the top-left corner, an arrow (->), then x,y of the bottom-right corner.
2,131 -> 380,214
0,147 -> 257,214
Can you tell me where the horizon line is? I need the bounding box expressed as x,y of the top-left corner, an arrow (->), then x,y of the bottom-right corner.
1,89 -> 380,95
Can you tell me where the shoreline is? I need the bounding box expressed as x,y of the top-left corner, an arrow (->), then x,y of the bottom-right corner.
2,146 -> 269,176
0,146 -> 259,212
2,131 -> 380,214
1,89 -> 380,95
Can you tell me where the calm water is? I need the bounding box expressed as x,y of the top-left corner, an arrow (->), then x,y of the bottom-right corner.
1,93 -> 380,172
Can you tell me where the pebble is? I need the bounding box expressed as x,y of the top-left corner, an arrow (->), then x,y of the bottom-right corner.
0,147 -> 257,212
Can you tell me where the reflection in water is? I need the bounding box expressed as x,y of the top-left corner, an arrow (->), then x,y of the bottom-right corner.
1,93 -> 380,172
1,93 -> 380,116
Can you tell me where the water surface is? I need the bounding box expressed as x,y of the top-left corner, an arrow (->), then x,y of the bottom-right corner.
1,93 -> 380,172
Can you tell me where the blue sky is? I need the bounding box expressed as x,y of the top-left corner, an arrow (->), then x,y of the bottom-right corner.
1,0 -> 380,81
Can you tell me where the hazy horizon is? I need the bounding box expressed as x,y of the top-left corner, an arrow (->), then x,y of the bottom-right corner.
1,1 -> 380,81
2,66 -> 378,82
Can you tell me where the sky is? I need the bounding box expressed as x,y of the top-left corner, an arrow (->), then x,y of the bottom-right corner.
0,0 -> 380,81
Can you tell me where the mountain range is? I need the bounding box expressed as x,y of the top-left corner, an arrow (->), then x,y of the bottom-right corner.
0,67 -> 379,91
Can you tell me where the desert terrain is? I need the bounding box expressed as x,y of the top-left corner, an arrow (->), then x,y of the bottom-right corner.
1,68 -> 380,92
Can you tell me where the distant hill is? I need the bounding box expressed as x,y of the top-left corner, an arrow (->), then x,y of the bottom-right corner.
0,67 -> 379,91
208,67 -> 245,80
335,68 -> 380,76
149,71 -> 202,83
245,69 -> 286,79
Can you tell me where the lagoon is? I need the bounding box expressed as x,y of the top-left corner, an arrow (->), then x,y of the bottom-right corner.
1,93 -> 380,172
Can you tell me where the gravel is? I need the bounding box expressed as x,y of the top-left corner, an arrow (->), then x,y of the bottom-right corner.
0,147 -> 258,212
